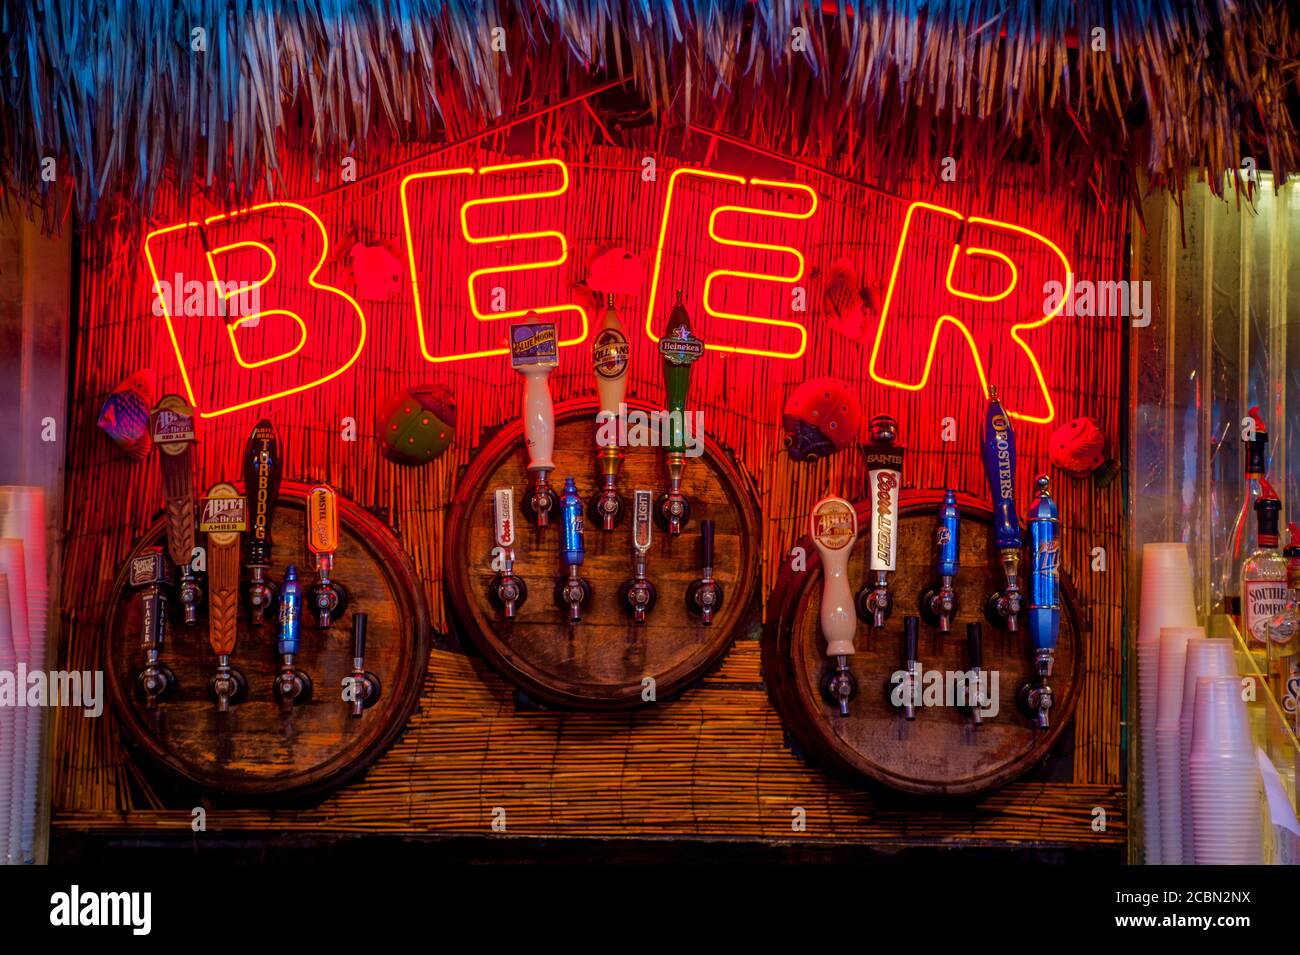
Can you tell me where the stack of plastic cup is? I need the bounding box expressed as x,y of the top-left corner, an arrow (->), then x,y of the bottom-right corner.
0,574 -> 11,864
1137,543 -> 1198,863
1155,626 -> 1202,863
1188,675 -> 1263,863
0,487 -> 46,864
0,540 -> 28,867
1178,638 -> 1237,861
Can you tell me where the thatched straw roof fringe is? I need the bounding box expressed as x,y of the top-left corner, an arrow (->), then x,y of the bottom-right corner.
2,1 -> 1296,232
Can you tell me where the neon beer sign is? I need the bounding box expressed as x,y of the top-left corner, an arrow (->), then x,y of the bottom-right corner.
145,159 -> 1073,422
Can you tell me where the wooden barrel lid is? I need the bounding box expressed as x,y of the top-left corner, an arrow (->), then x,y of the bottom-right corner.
445,398 -> 760,708
104,482 -> 431,799
764,489 -> 1083,796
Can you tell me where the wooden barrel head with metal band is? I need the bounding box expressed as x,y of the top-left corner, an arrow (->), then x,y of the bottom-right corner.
763,489 -> 1083,796
445,398 -> 760,708
104,481 -> 431,799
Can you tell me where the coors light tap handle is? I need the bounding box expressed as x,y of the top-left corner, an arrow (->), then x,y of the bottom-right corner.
981,389 -> 1023,631
200,483 -> 248,711
686,519 -> 724,624
619,489 -> 657,623
131,547 -> 177,708
273,565 -> 312,711
919,489 -> 960,634
1018,476 -> 1061,728
489,488 -> 527,619
150,394 -> 202,625
553,477 -> 592,622
306,483 -> 348,627
656,292 -> 704,535
592,294 -> 630,530
856,415 -> 904,630
243,418 -> 282,623
511,319 -> 560,528
811,497 -> 859,716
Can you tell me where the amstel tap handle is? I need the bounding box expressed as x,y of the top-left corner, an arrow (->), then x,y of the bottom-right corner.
553,477 -> 592,622
243,418 -> 282,622
273,565 -> 312,710
1018,476 -> 1061,728
150,394 -> 202,625
919,489 -> 960,634
619,489 -> 657,623
306,483 -> 348,627
965,622 -> 984,725
686,519 -> 724,624
656,292 -> 704,535
511,319 -> 560,527
981,389 -> 1023,631
856,415 -> 904,631
592,294 -> 630,530
200,484 -> 248,711
489,488 -> 527,619
811,497 -> 859,716
131,547 -> 176,708
345,613 -> 381,717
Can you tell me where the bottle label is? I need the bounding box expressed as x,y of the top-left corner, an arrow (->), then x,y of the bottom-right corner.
1244,579 -> 1288,643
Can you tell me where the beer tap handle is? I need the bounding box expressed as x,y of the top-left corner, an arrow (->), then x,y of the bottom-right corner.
200,483 -> 248,711
919,489 -> 960,634
619,490 -> 657,623
511,319 -> 560,527
901,615 -> 920,721
811,497 -> 859,716
966,622 -> 984,724
552,477 -> 592,622
151,394 -> 201,626
489,488 -> 528,618
307,483 -> 348,628
591,294 -> 630,531
855,415 -> 904,633
243,418 -> 283,622
272,565 -> 312,711
131,547 -> 177,708
655,293 -> 704,535
1018,475 -> 1061,728
686,519 -> 724,623
346,612 -> 382,717
981,389 -> 1023,632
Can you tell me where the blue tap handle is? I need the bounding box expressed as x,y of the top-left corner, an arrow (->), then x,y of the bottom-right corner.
277,565 -> 301,656
1027,476 -> 1060,652
560,477 -> 585,567
935,489 -> 960,577
981,391 -> 1021,551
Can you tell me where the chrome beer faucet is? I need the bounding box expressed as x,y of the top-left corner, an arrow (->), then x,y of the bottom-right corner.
619,489 -> 656,623
346,613 -> 382,717
489,488 -> 527,619
306,483 -> 348,628
686,519 -> 724,624
1018,476 -> 1061,728
131,547 -> 177,708
919,489 -> 960,634
856,415 -> 904,633
811,496 -> 859,716
553,477 -> 591,622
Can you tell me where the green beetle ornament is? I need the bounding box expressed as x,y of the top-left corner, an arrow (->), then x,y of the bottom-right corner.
377,384 -> 457,465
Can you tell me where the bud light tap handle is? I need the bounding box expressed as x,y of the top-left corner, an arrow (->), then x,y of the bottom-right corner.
273,565 -> 312,710
1019,476 -> 1061,728
554,477 -> 591,622
919,489 -> 960,633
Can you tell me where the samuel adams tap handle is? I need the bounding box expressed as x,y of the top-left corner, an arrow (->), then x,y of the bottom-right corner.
244,418 -> 283,622
811,497 -> 859,716
1018,476 -> 1061,728
981,389 -> 1023,631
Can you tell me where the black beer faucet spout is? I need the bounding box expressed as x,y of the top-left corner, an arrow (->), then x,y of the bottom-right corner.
686,520 -> 724,625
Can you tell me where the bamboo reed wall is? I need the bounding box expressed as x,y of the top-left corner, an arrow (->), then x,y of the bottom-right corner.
52,116 -> 1128,847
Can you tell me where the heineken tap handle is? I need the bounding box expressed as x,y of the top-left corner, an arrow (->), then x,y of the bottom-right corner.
130,547 -> 177,708
856,415 -> 904,632
272,565 -> 312,711
592,294 -> 630,530
201,483 -> 248,711
489,488 -> 527,619
552,478 -> 592,622
686,519 -> 724,624
655,292 -> 704,535
980,389 -> 1023,632
150,394 -> 202,626
619,490 -> 657,623
306,484 -> 348,628
510,319 -> 560,527
811,497 -> 859,716
1018,476 -> 1061,728
919,489 -> 960,634
346,613 -> 381,717
243,418 -> 282,622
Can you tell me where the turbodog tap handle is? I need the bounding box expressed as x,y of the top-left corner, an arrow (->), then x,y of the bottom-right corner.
980,389 -> 1022,631
511,318 -> 560,528
243,418 -> 282,622
811,497 -> 859,716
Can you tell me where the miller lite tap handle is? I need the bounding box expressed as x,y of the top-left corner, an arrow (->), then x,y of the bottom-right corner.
200,483 -> 247,657
244,418 -> 283,560
511,319 -> 559,473
980,391 -> 1020,550
1027,475 -> 1061,653
810,497 -> 859,658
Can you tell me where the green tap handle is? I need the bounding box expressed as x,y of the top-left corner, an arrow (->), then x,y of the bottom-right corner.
658,292 -> 704,454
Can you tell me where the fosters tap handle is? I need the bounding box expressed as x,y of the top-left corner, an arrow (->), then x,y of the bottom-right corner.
981,390 -> 1022,631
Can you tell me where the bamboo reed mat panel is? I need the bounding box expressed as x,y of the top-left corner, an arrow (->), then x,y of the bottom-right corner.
57,127 -> 1127,837
52,641 -> 1122,846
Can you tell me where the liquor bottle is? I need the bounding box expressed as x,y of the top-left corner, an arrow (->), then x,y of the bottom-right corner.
1241,479 -> 1286,669
1263,523 -> 1300,716
1224,406 -> 1268,618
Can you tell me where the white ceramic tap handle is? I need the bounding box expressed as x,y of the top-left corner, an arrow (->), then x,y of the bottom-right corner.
811,497 -> 859,658
592,298 -> 630,417
520,367 -> 555,471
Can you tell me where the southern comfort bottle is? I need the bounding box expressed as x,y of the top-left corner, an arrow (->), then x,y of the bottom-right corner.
1241,478 -> 1286,676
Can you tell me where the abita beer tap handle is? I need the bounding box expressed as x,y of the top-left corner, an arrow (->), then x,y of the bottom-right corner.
980,389 -> 1023,631
811,497 -> 859,715
510,319 -> 560,527
200,483 -> 249,710
243,418 -> 283,621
